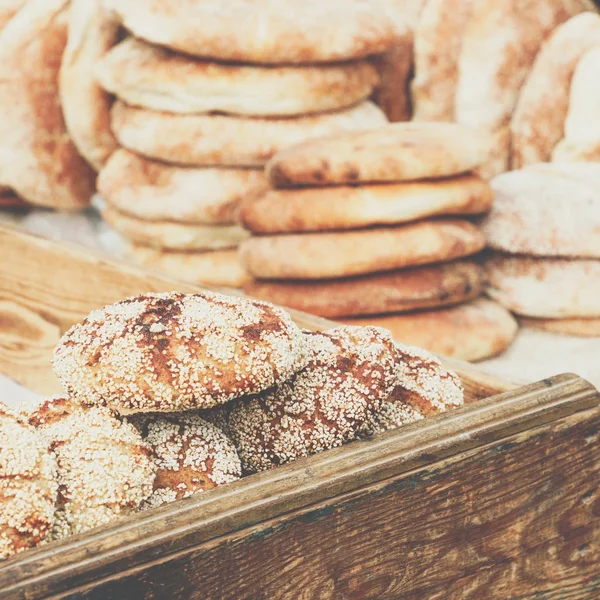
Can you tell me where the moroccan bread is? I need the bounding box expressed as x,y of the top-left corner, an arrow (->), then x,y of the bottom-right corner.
519,316 -> 600,337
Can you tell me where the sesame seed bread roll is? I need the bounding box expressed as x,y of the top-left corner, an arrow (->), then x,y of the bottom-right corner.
228,326 -> 398,473
0,401 -> 57,559
244,261 -> 486,318
240,174 -> 492,234
53,292 -> 310,414
23,395 -> 155,540
96,38 -> 380,118
100,0 -> 395,64
99,149 -> 268,225
266,122 -> 491,188
341,299 -> 519,362
519,316 -> 600,337
110,100 -> 388,168
239,220 -> 486,280
128,413 -> 241,509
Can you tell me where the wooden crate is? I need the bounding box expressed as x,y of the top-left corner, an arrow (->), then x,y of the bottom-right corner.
1,224 -> 599,600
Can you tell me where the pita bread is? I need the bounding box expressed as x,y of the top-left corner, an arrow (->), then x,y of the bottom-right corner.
519,316 -> 600,337
511,13 -> 600,169
96,38 -> 380,118
0,191 -> 29,208
340,299 -> 518,362
411,0 -> 476,122
0,0 -> 27,30
126,245 -> 250,289
553,139 -> 600,163
526,161 -> 600,186
266,122 -> 490,188
240,174 -> 492,234
103,205 -> 250,251
0,0 -> 95,210
98,149 -> 267,225
481,166 -> 600,257
474,127 -> 511,180
552,45 -> 600,162
110,101 -> 388,168
244,260 -> 486,318
455,0 -> 591,176
59,0 -> 120,171
100,0 -> 395,64
486,254 -> 600,318
239,219 -> 485,280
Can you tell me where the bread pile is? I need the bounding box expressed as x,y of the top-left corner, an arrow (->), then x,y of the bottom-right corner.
84,0 -> 396,288
239,123 -> 518,362
1,290 -> 464,559
483,162 -> 600,336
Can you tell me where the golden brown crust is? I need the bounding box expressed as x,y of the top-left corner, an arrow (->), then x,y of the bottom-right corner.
0,0 -> 95,209
511,12 -> 600,169
100,0 -> 395,64
340,299 -> 519,362
96,38 -> 380,118
239,219 -> 486,280
99,149 -> 267,225
244,260 -> 486,318
110,101 -> 388,168
53,292 -> 310,414
266,123 -> 491,187
519,316 -> 600,337
228,326 -> 398,473
240,174 -> 492,233
59,0 -> 119,171
126,245 -> 251,289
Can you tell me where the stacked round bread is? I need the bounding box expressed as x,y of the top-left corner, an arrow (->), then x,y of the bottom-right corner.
482,162 -> 600,335
240,123 -> 518,362
88,0 -> 395,288
0,290 -> 465,558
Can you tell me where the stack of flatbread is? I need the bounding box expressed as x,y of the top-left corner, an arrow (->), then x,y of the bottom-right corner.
239,123 -> 518,362
483,162 -> 600,337
88,0 -> 394,288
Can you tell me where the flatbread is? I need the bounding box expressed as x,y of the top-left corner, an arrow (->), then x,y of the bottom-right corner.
481,166 -> 600,257
110,101 -> 388,168
266,122 -> 491,188
240,174 -> 492,233
103,205 -> 250,251
239,219 -> 485,280
511,12 -> 600,169
340,299 -> 519,362
455,0 -> 591,177
96,38 -> 380,118
98,149 -> 267,225
59,0 -> 120,171
519,316 -> 600,337
411,0 -> 476,122
552,45 -> 600,163
100,0 -> 395,64
126,245 -> 250,289
0,0 -> 27,30
244,260 -> 486,318
486,254 -> 600,318
0,191 -> 29,208
552,140 -> 600,163
0,0 -> 95,210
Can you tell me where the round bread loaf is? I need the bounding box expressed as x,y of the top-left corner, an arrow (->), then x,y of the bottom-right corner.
96,38 -> 380,118
100,0 -> 395,64
341,299 -> 519,362
240,174 -> 492,233
482,166 -> 600,257
53,292 -> 309,414
23,395 -> 155,540
0,401 -> 56,559
486,254 -> 600,318
244,261 -> 486,318
110,100 -> 388,168
126,245 -> 250,289
266,122 -> 491,187
519,316 -> 600,337
239,220 -> 486,280
128,413 -> 241,508
228,326 -> 397,473
98,149 -> 268,225
102,205 -> 249,251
